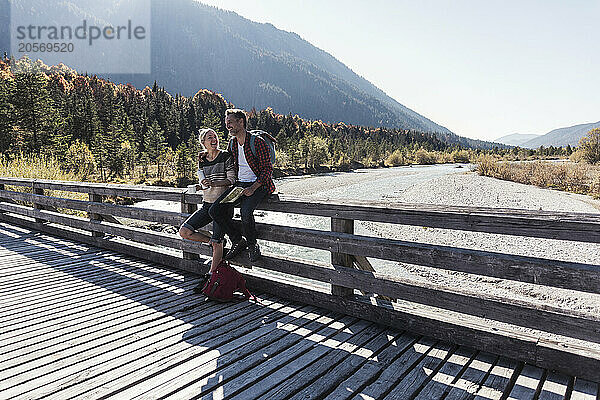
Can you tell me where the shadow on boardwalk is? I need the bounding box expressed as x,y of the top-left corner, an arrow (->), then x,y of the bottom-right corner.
0,223 -> 593,399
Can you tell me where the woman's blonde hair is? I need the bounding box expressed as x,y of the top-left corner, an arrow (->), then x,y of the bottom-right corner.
198,128 -> 218,151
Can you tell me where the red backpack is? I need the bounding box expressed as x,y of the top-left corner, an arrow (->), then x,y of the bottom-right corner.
201,261 -> 255,302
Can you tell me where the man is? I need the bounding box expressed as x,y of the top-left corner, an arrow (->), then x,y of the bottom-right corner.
209,108 -> 275,262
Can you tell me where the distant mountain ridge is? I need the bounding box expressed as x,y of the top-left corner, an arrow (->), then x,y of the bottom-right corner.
520,121 -> 600,148
494,133 -> 541,147
0,0 -> 505,149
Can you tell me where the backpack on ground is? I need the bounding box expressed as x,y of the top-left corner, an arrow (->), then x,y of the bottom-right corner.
201,261 -> 255,302
229,130 -> 276,165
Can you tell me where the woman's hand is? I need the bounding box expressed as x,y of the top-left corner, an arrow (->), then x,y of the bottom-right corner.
201,178 -> 211,187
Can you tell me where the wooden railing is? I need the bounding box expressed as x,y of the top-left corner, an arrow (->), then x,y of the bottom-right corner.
1,177 -> 599,381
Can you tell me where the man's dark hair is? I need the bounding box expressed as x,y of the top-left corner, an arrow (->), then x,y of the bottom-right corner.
225,108 -> 247,129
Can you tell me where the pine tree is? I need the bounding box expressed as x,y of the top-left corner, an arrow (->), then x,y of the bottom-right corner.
12,71 -> 60,153
0,73 -> 15,153
200,109 -> 226,148
144,120 -> 167,178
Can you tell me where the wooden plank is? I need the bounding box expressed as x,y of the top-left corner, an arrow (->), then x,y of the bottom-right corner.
0,248 -> 164,290
5,178 -> 600,242
4,199 -> 600,297
0,213 -> 208,276
0,177 -> 186,201
3,255 -> 191,334
97,304 -> 322,399
1,280 -> 200,370
181,187 -> 199,261
536,338 -> 600,384
349,337 -> 439,399
0,253 -> 181,316
216,315 -> 362,400
413,346 -> 478,400
0,275 -> 197,353
0,252 -> 119,295
255,222 -> 600,294
289,329 -> 403,400
88,193 -> 104,238
472,357 -> 520,400
32,184 -> 45,223
324,332 -> 419,399
1,269 -> 180,339
246,255 -> 600,344
0,293 -> 261,399
0,250 -> 168,287
0,182 -> 4,211
444,352 -> 498,400
253,321 -> 383,399
0,248 -> 110,280
384,342 -> 455,399
331,217 -> 354,297
506,364 -> 545,400
153,310 -> 345,399
0,259 -> 131,310
537,371 -> 571,400
0,203 -> 208,257
1,287 -> 215,373
0,239 -> 95,259
0,238 -> 93,258
0,190 -> 187,225
570,378 -> 599,400
32,297 -> 281,399
244,276 -> 600,382
0,248 -> 98,273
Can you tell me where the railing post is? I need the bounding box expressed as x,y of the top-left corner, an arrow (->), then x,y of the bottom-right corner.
331,217 -> 354,297
32,181 -> 45,223
88,193 -> 104,238
0,183 -> 4,213
181,185 -> 199,261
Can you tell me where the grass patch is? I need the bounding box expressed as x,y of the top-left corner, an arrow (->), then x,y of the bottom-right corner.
476,155 -> 600,198
0,154 -> 89,215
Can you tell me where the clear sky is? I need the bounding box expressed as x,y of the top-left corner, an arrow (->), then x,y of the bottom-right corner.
198,0 -> 599,141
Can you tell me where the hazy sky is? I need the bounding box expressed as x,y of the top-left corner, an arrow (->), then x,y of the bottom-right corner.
199,0 -> 599,141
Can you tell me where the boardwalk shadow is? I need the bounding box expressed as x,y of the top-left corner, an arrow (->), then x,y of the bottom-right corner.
0,223 -> 532,399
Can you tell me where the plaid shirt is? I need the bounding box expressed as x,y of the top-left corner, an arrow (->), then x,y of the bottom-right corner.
229,131 -> 276,194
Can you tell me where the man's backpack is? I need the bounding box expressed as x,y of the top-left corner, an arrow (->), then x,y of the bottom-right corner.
201,261 -> 254,302
229,130 -> 276,165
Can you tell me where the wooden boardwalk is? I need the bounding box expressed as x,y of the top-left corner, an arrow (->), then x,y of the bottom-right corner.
0,222 -> 598,400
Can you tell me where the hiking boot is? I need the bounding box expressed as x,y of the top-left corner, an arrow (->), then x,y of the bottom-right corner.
193,273 -> 211,294
248,244 -> 261,262
224,238 -> 247,260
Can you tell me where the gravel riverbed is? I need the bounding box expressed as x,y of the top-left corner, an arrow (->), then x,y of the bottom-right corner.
276,170 -> 600,319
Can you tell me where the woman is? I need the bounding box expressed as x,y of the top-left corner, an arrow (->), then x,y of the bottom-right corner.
179,128 -> 235,292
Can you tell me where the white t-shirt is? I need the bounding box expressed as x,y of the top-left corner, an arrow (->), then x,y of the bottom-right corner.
238,143 -> 257,182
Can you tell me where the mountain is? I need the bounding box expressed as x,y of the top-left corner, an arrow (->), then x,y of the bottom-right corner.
0,0 -> 506,149
494,133 -> 541,147
520,121 -> 600,148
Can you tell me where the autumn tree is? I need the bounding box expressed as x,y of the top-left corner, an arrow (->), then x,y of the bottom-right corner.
578,128 -> 600,164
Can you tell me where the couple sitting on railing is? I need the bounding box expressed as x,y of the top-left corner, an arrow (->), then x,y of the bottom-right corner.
178,108 -> 276,292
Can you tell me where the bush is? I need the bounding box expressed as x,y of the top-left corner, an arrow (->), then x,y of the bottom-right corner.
0,153 -> 78,181
64,140 -> 96,179
451,149 -> 471,163
578,128 -> 600,164
385,150 -> 406,166
413,148 -> 437,165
